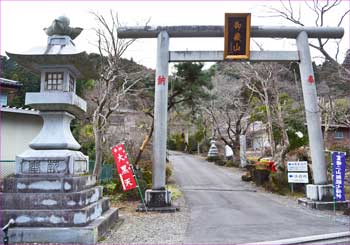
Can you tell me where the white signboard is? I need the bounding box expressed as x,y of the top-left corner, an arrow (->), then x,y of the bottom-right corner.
287,161 -> 308,172
288,172 -> 309,183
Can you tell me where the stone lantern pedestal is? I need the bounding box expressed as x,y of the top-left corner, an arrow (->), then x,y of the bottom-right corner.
1,17 -> 118,244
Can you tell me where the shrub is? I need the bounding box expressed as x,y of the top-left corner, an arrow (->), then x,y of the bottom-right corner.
241,173 -> 252,182
254,169 -> 270,186
200,137 -> 211,153
207,156 -> 220,162
134,160 -> 173,187
167,133 -> 186,151
265,171 -> 290,195
166,185 -> 182,200
188,135 -> 199,153
166,164 -> 173,183
102,181 -> 118,196
167,138 -> 177,151
138,160 -> 152,188
224,160 -> 235,167
207,155 -> 227,166
215,159 -> 226,166
326,143 -> 350,159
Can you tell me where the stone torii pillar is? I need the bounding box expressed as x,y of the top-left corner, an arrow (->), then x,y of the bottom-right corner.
296,31 -> 331,201
144,31 -> 172,209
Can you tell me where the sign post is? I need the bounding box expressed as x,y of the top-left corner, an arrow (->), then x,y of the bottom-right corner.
287,161 -> 309,192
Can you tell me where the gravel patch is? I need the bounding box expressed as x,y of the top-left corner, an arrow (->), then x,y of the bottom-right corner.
99,196 -> 190,244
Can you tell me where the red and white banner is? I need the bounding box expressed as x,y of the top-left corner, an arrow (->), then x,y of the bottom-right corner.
111,143 -> 137,191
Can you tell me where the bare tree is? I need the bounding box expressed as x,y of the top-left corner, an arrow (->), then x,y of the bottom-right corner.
268,0 -> 350,128
240,63 -> 277,158
334,98 -> 350,127
89,11 -> 147,178
205,64 -> 253,161
318,96 -> 335,150
268,0 -> 350,64
239,62 -> 292,168
319,97 -> 350,150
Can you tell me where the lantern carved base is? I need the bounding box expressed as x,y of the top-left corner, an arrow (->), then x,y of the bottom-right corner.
15,149 -> 89,176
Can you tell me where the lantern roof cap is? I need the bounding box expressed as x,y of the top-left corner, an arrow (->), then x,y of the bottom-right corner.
5,17 -> 90,78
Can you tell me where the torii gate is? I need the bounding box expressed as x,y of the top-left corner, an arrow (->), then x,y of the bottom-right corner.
118,22 -> 344,209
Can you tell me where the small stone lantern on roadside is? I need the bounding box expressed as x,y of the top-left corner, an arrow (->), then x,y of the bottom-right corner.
208,138 -> 218,157
2,16 -> 117,244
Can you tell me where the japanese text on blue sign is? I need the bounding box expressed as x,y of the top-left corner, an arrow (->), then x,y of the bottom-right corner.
332,152 -> 346,201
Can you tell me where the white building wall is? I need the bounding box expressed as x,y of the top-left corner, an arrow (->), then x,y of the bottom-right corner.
1,110 -> 42,178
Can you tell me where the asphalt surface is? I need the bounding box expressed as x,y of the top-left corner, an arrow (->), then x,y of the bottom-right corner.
169,152 -> 350,244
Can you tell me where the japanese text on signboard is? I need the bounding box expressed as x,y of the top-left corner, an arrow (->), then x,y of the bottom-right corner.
332,152 -> 346,201
224,13 -> 251,60
112,143 -> 137,191
287,161 -> 309,184
288,172 -> 309,183
287,161 -> 308,172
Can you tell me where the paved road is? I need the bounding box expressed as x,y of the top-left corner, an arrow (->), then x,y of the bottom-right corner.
170,152 -> 350,244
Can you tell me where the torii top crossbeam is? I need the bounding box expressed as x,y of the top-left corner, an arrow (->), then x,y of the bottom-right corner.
118,25 -> 344,39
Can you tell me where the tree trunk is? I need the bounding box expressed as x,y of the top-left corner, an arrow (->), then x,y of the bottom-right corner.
322,101 -> 331,151
93,127 -> 103,181
323,118 -> 329,151
274,90 -> 290,170
134,120 -> 154,165
264,87 -> 275,157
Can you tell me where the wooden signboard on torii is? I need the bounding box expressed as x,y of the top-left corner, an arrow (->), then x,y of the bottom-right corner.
224,13 -> 251,60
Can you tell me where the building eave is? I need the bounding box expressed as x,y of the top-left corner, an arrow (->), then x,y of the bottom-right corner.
0,78 -> 23,88
1,105 -> 40,115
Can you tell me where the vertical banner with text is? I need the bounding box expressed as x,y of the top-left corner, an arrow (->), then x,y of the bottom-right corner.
112,143 -> 137,191
332,151 -> 346,201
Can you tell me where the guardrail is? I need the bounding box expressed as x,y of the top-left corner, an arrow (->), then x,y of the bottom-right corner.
247,231 -> 350,244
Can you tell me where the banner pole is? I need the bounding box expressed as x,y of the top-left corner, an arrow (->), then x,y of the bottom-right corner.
123,143 -> 148,212
331,151 -> 336,214
131,165 -> 148,212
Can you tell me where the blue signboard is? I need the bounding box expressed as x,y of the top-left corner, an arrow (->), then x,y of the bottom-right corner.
332,152 -> 346,201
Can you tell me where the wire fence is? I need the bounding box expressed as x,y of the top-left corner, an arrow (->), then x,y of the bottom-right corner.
0,160 -> 16,178
89,161 -> 115,182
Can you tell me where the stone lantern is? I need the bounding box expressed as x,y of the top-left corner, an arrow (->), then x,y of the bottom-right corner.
1,16 -> 117,244
207,139 -> 218,158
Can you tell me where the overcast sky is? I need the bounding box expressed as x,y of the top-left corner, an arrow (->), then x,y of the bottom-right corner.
1,1 -> 349,70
